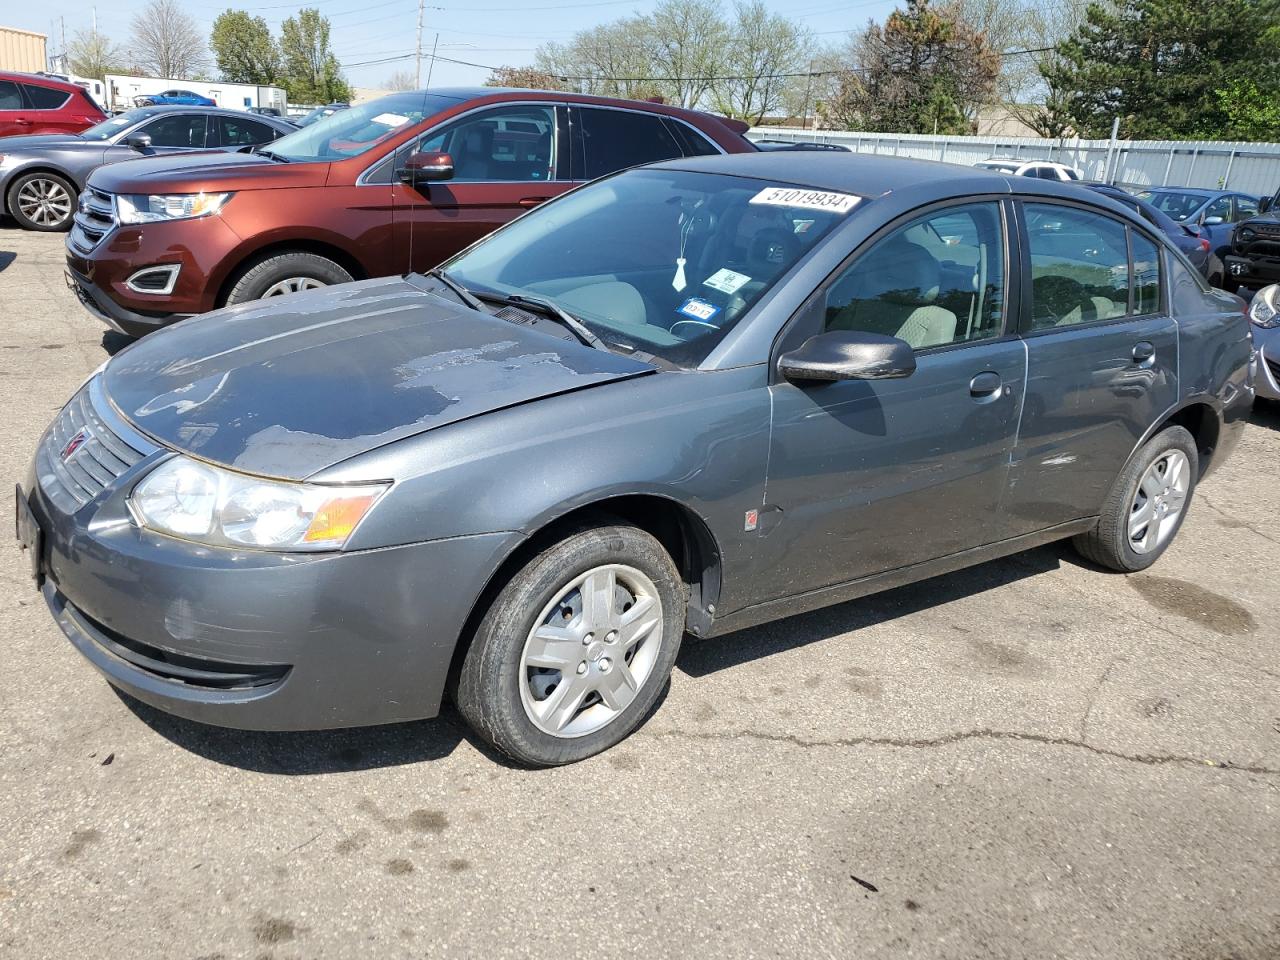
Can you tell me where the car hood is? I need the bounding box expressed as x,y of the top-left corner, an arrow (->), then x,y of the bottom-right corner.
87,150 -> 330,193
102,276 -> 654,480
0,134 -> 87,153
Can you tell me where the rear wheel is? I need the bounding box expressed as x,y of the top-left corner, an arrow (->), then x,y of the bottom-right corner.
224,251 -> 353,305
455,524 -> 686,766
7,171 -> 77,231
1072,425 -> 1198,572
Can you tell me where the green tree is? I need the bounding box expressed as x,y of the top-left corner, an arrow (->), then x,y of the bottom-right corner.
1045,0 -> 1280,140
822,0 -> 999,133
483,66 -> 568,91
710,1 -> 813,125
210,10 -> 279,84
1217,78 -> 1280,141
280,8 -> 351,103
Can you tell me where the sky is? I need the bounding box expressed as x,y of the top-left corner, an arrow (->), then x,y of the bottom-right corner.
10,0 -> 901,92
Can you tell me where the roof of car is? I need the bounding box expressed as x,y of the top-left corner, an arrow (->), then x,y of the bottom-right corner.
0,70 -> 83,91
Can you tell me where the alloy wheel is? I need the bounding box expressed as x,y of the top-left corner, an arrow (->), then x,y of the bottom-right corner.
519,564 -> 664,738
262,277 -> 326,296
16,178 -> 73,227
1128,449 -> 1190,554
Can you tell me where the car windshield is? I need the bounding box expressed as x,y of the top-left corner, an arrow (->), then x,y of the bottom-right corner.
444,168 -> 859,367
1138,190 -> 1207,221
270,94 -> 453,160
79,108 -> 161,141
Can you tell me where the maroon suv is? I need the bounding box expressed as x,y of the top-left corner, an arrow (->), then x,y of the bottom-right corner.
65,88 -> 755,337
0,71 -> 105,137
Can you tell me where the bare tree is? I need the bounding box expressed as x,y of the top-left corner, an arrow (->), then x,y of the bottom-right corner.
535,18 -> 664,100
385,69 -> 417,91
646,0 -> 728,107
68,28 -> 127,82
711,1 -> 813,124
130,0 -> 207,80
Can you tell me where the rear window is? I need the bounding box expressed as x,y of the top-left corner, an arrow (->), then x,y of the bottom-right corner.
578,107 -> 684,180
22,83 -> 71,109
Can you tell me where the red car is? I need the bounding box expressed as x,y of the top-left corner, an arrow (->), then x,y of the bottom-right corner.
64,88 -> 755,337
0,71 -> 105,137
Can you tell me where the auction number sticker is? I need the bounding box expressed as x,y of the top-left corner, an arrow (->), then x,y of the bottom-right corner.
371,112 -> 411,127
703,268 -> 751,295
750,187 -> 860,214
677,298 -> 721,323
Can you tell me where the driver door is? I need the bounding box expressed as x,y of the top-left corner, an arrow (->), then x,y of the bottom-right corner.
392,103 -> 572,274
104,112 -> 210,162
755,200 -> 1026,602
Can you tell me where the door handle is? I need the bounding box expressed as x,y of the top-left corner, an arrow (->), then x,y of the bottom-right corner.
969,371 -> 1002,401
1132,341 -> 1155,365
518,197 -> 550,208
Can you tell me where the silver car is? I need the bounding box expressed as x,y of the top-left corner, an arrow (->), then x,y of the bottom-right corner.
1249,284 -> 1280,401
0,106 -> 294,231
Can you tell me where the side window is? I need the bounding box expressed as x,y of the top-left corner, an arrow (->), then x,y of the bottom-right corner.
22,84 -> 71,109
824,202 -> 1006,350
578,107 -> 683,180
0,81 -> 22,109
417,105 -> 556,182
1235,196 -> 1259,221
1026,204 -> 1130,329
1131,232 -> 1161,315
139,114 -> 208,148
1203,196 -> 1231,222
217,116 -> 275,146
664,118 -> 720,157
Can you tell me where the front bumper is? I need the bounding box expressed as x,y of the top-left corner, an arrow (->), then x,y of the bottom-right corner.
1225,254 -> 1280,288
64,265 -> 191,338
21,381 -> 522,731
1254,336 -> 1280,401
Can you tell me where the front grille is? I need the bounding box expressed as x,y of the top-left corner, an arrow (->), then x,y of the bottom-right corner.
36,382 -> 150,513
68,187 -> 116,255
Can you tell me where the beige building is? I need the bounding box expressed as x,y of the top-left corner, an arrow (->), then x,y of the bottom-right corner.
0,26 -> 47,73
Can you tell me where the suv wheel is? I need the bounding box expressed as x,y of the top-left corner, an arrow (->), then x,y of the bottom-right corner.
7,172 -> 77,231
1072,425 -> 1198,572
225,251 -> 353,305
455,524 -> 686,766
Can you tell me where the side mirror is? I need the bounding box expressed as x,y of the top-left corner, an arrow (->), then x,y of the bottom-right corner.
125,133 -> 152,151
778,330 -> 917,383
397,150 -> 453,185
1203,215 -> 1225,226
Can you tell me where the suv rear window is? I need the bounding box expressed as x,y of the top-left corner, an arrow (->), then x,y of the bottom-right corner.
22,83 -> 71,109
578,107 -> 684,180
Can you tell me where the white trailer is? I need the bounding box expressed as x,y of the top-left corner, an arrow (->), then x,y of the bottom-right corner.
104,75 -> 287,114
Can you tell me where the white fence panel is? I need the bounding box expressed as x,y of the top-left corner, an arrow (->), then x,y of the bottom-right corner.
749,127 -> 1280,196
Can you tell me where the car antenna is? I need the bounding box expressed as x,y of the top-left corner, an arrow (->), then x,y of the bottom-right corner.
407,32 -> 440,278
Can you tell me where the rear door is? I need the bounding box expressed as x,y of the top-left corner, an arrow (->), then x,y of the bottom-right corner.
18,82 -> 76,134
999,201 -> 1178,538
211,114 -> 282,150
393,102 -> 571,273
568,105 -> 689,185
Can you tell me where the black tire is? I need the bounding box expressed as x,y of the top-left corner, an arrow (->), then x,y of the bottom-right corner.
1072,425 -> 1198,572
224,251 -> 353,305
456,524 -> 686,766
6,171 -> 77,232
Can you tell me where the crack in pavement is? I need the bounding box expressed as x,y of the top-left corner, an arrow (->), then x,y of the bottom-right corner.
641,726 -> 1280,777
1078,655 -> 1123,742
1198,496 -> 1280,548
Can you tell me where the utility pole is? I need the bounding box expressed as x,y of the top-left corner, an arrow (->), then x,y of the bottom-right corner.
415,0 -> 425,87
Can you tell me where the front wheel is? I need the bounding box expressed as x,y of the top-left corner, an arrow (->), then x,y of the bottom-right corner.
7,171 -> 77,231
455,524 -> 686,766
1072,425 -> 1198,572
224,251 -> 353,305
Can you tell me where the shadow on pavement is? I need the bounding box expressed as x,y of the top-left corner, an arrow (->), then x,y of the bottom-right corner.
1250,399 -> 1280,432
116,689 -> 486,774
0,251 -> 14,274
101,331 -> 133,356
678,545 -> 1062,677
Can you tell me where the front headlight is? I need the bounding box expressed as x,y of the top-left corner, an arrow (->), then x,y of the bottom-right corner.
1250,284 -> 1280,328
116,192 -> 233,224
130,456 -> 387,551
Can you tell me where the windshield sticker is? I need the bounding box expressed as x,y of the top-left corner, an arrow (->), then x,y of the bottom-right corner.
703,268 -> 751,295
371,112 -> 411,127
750,187 -> 860,214
677,298 -> 721,323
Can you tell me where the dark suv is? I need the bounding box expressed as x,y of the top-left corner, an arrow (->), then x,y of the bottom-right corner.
1224,185 -> 1280,291
64,88 -> 754,337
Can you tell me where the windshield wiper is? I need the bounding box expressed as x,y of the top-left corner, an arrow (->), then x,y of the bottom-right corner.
502,294 -> 610,353
425,268 -> 486,312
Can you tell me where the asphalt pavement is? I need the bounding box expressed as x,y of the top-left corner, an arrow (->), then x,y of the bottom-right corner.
0,223 -> 1277,959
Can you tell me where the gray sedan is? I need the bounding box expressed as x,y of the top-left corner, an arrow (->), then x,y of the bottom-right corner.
0,106 -> 294,231
18,153 -> 1253,765
1249,284 -> 1280,401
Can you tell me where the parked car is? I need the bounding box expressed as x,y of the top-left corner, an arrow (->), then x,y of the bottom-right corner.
1247,284 -> 1280,402
22,153 -> 1252,765
296,103 -> 349,127
0,106 -> 294,231
973,157 -> 1082,181
248,106 -> 284,117
135,89 -> 216,107
1135,187 -> 1259,287
0,70 -> 106,138
1082,182 -> 1211,275
64,87 -> 755,337
1224,212 -> 1280,294
753,139 -> 851,152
